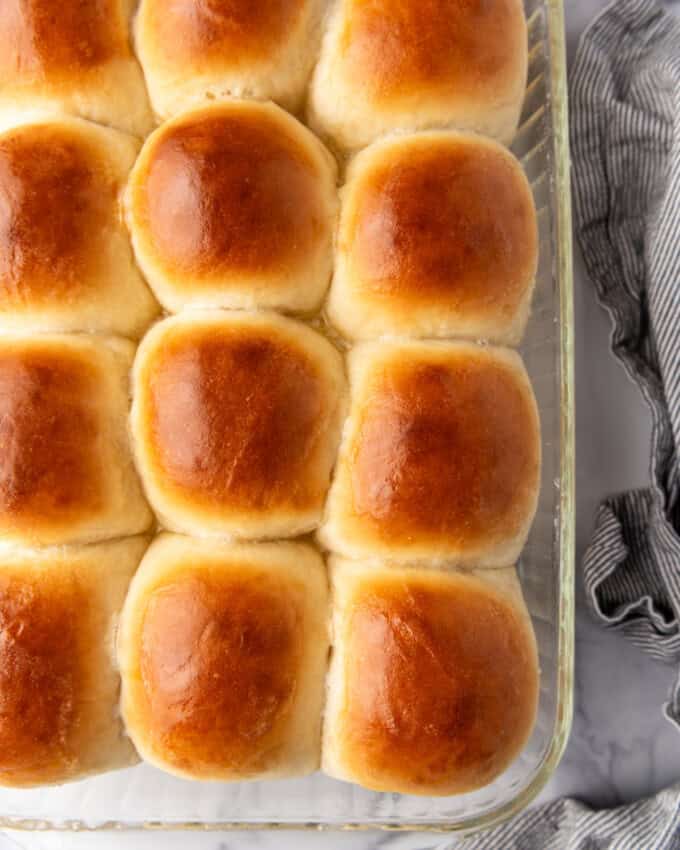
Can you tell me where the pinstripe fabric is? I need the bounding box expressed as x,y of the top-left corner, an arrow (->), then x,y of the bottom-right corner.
446,1 -> 680,846
456,782 -> 680,849
571,0 -> 680,733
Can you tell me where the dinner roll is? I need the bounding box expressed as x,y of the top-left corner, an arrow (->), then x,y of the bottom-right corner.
125,101 -> 337,314
327,132 -> 538,344
135,0 -> 326,120
308,0 -> 528,151
319,341 -> 540,568
0,0 -> 152,137
0,334 -> 153,547
118,534 -> 329,781
0,537 -> 148,787
131,312 -> 347,539
0,116 -> 158,337
323,560 -> 539,795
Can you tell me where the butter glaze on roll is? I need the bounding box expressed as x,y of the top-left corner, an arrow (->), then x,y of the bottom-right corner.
135,0 -> 326,120
118,534 -> 329,781
319,341 -> 540,568
0,334 -> 153,547
131,311 -> 347,540
0,0 -> 152,136
0,537 -> 147,787
327,132 -> 538,344
308,0 -> 528,151
125,100 -> 337,314
323,561 -> 539,795
0,116 -> 158,337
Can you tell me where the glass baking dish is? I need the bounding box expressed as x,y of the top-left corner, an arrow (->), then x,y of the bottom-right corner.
0,0 -> 574,835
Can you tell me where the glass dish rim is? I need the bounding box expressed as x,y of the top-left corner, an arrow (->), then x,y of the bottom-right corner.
0,0 -> 575,834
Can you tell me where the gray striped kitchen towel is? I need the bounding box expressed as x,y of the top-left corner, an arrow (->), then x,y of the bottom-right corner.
573,0 -> 680,732
442,0 -> 680,847
456,782 -> 680,849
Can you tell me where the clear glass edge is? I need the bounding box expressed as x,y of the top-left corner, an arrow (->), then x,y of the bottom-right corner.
0,0 -> 575,834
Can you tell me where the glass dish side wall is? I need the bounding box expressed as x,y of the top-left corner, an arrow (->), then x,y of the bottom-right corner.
0,0 -> 574,834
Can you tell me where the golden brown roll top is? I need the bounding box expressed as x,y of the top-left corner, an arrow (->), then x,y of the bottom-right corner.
328,132 -> 538,344
0,537 -> 147,787
135,0 -> 326,119
0,116 -> 158,336
320,341 -> 540,568
0,334 -> 153,546
126,101 -> 338,314
118,534 -> 329,781
131,311 -> 347,540
308,0 -> 528,151
0,0 -> 125,81
0,0 -> 152,136
324,561 -> 539,796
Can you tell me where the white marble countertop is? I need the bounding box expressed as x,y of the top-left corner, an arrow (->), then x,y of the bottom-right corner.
3,2 -> 680,847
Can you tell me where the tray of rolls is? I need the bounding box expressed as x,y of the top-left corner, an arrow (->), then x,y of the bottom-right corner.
0,0 -> 574,834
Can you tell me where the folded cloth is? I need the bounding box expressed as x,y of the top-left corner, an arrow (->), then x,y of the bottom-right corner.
453,781 -> 680,849
572,0 -> 680,728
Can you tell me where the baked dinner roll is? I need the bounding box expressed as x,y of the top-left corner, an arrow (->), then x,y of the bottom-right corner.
0,537 -> 148,787
319,341 -> 540,568
135,0 -> 326,120
323,560 -> 539,795
327,132 -> 538,344
126,100 -> 337,314
0,116 -> 158,337
308,0 -> 528,151
0,334 -> 153,547
132,312 -> 347,539
0,0 -> 152,137
118,534 -> 329,781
